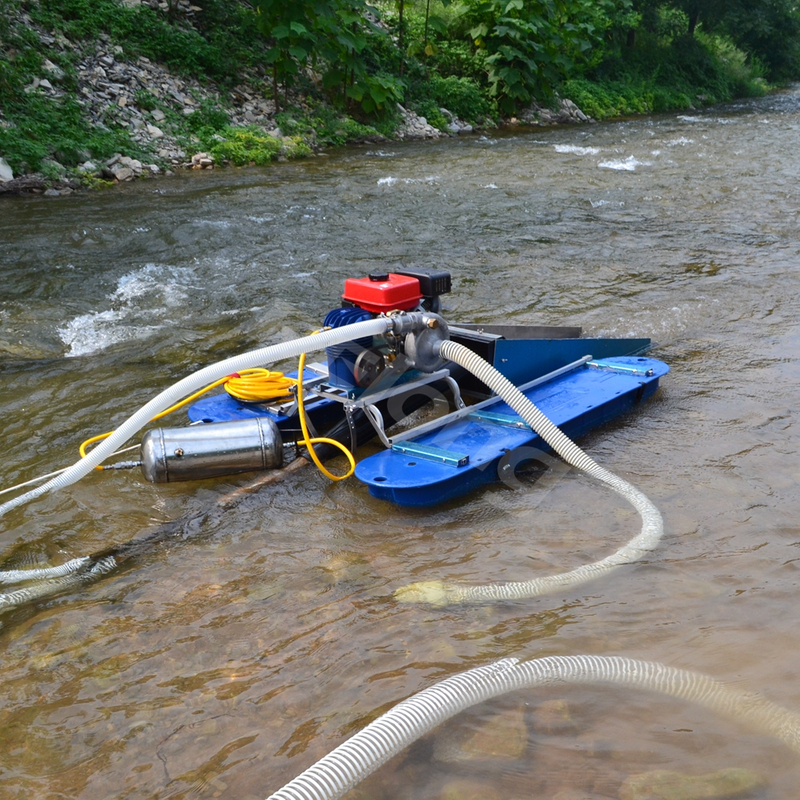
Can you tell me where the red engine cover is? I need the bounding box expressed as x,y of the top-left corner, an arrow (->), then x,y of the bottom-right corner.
342,273 -> 422,314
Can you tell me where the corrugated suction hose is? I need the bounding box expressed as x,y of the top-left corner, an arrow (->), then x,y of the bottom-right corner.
395,339 -> 663,605
266,654 -> 800,800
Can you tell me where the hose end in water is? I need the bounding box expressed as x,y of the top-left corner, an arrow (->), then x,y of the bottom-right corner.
394,579 -> 454,606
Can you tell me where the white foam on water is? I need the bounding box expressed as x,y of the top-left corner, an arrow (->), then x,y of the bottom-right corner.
592,297 -> 720,340
597,155 -> 649,171
677,115 -> 702,122
590,199 -> 625,208
58,312 -> 162,357
666,136 -> 694,146
377,175 -> 440,186
58,264 -> 193,357
554,144 -> 600,155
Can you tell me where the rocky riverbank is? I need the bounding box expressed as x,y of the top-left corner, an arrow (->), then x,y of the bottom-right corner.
0,3 -> 593,197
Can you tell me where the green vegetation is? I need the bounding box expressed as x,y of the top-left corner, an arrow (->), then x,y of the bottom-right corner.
1,0 -> 796,183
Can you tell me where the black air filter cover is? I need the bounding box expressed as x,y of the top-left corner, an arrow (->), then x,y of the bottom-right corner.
394,267 -> 451,298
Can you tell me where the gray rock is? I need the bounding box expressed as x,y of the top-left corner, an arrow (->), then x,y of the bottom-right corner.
0,157 -> 13,182
146,124 -> 164,139
433,705 -> 528,764
42,59 -> 65,79
112,166 -> 134,181
530,698 -> 579,736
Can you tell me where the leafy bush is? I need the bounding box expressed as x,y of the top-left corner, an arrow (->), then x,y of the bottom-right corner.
463,0 -> 606,113
573,27 -> 767,120
134,90 -> 159,112
205,128 -> 282,165
426,39 -> 488,83
276,106 -> 388,147
185,101 -> 230,134
204,127 -> 310,166
429,75 -> 496,122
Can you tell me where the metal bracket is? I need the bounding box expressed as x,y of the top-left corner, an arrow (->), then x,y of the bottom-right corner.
467,410 -> 530,430
444,374 -> 466,410
587,360 -> 654,377
391,440 -> 469,467
362,404 -> 391,448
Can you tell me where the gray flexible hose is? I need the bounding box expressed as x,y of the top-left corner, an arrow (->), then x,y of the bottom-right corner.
395,340 -> 663,605
0,556 -> 90,584
0,556 -> 117,612
266,654 -> 800,800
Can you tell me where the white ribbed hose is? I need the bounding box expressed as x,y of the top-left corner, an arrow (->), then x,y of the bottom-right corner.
0,318 -> 390,521
394,340 -> 663,605
266,654 -> 800,800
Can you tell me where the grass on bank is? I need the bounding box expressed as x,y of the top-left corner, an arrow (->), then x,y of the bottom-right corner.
0,0 -> 772,183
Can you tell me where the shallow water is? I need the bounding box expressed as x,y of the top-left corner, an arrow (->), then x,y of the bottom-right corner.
1,90 -> 800,799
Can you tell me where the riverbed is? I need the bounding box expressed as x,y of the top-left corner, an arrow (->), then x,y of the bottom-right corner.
1,89 -> 799,799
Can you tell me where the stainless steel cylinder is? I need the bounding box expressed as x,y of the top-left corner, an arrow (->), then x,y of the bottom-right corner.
140,417 -> 283,483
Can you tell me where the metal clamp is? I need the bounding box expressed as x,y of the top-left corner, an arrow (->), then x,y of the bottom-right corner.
587,360 -> 654,377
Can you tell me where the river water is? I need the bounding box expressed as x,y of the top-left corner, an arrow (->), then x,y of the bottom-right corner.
1,89 -> 799,800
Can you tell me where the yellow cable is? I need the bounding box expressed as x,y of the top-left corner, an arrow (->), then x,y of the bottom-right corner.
223,368 -> 297,403
295,349 -> 355,481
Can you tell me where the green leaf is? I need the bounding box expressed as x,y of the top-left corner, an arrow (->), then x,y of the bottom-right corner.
322,67 -> 346,89
346,83 -> 365,101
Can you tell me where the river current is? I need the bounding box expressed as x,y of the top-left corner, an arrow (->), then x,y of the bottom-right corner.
1,89 -> 799,799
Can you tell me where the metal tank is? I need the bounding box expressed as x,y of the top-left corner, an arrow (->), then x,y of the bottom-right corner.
140,417 -> 283,483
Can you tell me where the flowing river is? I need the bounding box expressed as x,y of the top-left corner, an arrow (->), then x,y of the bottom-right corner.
1,88 -> 800,800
